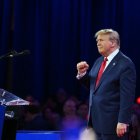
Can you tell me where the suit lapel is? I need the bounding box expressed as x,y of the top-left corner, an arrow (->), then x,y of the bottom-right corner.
94,51 -> 122,91
90,57 -> 103,93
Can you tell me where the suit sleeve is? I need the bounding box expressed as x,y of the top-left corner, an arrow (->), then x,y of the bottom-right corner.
118,61 -> 136,124
78,73 -> 90,89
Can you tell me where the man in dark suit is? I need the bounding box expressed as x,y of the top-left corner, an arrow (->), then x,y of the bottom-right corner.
76,29 -> 136,140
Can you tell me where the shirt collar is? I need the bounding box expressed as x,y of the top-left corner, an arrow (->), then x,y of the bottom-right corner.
106,49 -> 119,63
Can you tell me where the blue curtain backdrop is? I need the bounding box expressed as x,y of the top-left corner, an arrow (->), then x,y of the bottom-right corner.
0,0 -> 140,102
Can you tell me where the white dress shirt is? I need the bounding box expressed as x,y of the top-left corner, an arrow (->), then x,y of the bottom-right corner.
104,48 -> 119,70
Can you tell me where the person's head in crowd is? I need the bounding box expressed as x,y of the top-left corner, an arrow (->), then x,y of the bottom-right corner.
24,105 -> 40,122
77,102 -> 88,120
42,106 -> 60,130
69,95 -> 80,106
25,95 -> 40,106
63,99 -> 77,116
45,97 -> 57,111
55,88 -> 68,104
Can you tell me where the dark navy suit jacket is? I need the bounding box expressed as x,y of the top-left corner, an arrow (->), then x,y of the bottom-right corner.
79,51 -> 136,134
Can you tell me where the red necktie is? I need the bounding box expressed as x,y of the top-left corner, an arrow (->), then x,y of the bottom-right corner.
95,57 -> 108,88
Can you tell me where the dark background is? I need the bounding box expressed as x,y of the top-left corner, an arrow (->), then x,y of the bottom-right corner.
0,0 -> 140,102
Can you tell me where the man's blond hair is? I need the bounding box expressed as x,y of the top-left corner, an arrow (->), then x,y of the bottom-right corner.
95,29 -> 120,47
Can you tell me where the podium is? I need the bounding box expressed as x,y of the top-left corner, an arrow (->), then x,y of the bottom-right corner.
0,89 -> 29,140
0,105 -> 6,140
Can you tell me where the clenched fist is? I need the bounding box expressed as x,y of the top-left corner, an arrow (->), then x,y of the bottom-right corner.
77,61 -> 89,74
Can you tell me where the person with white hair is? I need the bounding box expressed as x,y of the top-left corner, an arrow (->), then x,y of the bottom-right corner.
76,29 -> 136,140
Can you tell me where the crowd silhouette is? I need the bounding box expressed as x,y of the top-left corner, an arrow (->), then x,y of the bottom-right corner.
15,88 -> 140,140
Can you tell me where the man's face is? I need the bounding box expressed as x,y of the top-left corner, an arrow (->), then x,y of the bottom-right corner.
96,34 -> 113,57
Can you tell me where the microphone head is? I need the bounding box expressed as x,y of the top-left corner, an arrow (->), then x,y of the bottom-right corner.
9,50 -> 30,57
0,50 -> 30,59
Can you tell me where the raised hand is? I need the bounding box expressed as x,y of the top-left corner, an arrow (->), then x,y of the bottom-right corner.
77,61 -> 89,74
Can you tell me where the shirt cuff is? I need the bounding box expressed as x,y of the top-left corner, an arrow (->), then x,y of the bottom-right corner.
76,72 -> 86,79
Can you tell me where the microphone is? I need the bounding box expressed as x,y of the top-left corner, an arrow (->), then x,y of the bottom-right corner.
0,50 -> 30,59
8,50 -> 30,58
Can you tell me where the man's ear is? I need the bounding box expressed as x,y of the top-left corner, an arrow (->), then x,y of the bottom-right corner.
111,40 -> 116,48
